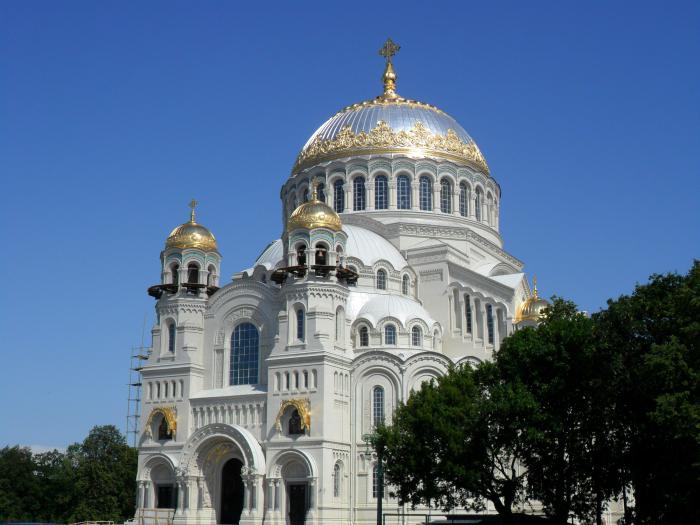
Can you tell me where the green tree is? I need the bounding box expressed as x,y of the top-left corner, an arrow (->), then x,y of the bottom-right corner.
0,446 -> 40,521
375,363 -> 534,524
495,298 -> 622,525
595,261 -> 700,525
70,425 -> 138,522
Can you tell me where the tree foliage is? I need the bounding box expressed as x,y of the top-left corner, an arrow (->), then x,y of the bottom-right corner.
0,425 -> 137,523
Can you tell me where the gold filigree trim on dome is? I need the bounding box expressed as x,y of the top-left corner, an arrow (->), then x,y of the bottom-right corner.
274,398 -> 311,432
144,406 -> 177,438
293,120 -> 489,175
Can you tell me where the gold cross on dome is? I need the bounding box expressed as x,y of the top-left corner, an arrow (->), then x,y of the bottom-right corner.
379,38 -> 400,64
189,198 -> 198,222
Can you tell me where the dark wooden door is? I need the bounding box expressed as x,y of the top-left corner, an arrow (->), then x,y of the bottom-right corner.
220,458 -> 244,524
288,483 -> 307,525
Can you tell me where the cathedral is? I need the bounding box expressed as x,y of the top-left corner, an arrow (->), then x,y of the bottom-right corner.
135,39 -> 548,525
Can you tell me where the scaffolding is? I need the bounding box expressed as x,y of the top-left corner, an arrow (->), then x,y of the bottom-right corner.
127,314 -> 151,448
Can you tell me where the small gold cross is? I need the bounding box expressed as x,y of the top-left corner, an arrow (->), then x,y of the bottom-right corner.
189,198 -> 198,222
379,38 -> 400,64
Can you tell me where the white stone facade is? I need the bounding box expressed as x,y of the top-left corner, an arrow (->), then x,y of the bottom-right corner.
136,81 -> 536,525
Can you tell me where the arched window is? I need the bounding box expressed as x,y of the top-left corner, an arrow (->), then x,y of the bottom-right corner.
373,386 -> 385,426
317,183 -> 326,203
419,176 -> 432,211
333,179 -> 345,212
487,193 -> 494,225
486,304 -> 494,345
475,188 -> 483,222
374,175 -> 388,210
288,409 -> 304,435
303,187 -> 309,202
187,263 -> 199,284
170,264 -> 179,286
353,177 -> 366,211
402,275 -> 410,295
158,417 -> 172,440
230,323 -> 259,385
296,245 -> 306,266
384,325 -> 396,345
167,322 -> 176,353
333,462 -> 341,498
397,175 -> 411,209
459,182 -> 469,217
376,269 -> 387,290
359,326 -> 369,347
440,179 -> 452,213
207,265 -> 216,286
411,326 -> 422,346
296,308 -> 305,342
335,307 -> 345,341
303,370 -> 309,389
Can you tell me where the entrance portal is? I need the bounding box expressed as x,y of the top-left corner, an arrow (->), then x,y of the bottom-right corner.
288,483 -> 307,525
220,458 -> 244,524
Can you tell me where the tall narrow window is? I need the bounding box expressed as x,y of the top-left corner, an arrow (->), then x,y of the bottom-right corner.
318,183 -> 326,203
158,417 -> 172,441
459,182 -> 468,217
296,308 -> 305,342
303,188 -> 309,202
486,304 -> 494,344
168,322 -> 176,353
475,188 -> 483,222
373,386 -> 385,426
353,177 -> 366,211
296,245 -> 306,266
465,295 -> 473,334
376,269 -> 387,290
170,264 -> 179,286
384,325 -> 396,345
487,193 -> 494,225
288,409 -> 303,435
333,463 -> 341,498
374,175 -> 388,210
440,179 -> 452,213
359,326 -> 369,347
230,322 -> 259,385
419,176 -> 432,211
402,275 -> 410,295
335,307 -> 344,341
334,179 -> 345,212
397,175 -> 411,209
411,326 -> 422,346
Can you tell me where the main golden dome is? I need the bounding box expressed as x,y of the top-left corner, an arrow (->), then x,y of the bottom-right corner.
515,279 -> 550,324
292,39 -> 489,175
165,201 -> 218,252
287,187 -> 342,232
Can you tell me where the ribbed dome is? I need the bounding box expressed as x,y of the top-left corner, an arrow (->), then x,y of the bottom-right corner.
287,191 -> 342,232
293,57 -> 489,175
165,204 -> 218,252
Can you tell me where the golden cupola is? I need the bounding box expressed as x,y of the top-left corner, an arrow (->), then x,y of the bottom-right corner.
287,183 -> 343,232
165,200 -> 218,252
515,278 -> 550,325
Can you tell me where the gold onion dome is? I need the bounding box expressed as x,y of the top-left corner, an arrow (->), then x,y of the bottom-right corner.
293,38 -> 489,175
515,277 -> 550,324
287,184 -> 342,232
165,200 -> 218,252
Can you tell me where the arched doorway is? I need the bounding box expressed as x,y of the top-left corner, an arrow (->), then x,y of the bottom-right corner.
220,458 -> 244,524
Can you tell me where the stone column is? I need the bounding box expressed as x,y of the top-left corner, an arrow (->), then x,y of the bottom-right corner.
432,184 -> 440,213
344,182 -> 351,213
196,477 -> 204,510
411,180 -> 419,211
137,481 -> 145,508
388,181 -> 397,210
469,194 -> 477,219
367,179 -> 375,211
143,481 -> 151,508
452,189 -> 460,216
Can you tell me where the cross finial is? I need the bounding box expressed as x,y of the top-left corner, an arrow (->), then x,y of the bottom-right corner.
310,178 -> 320,201
533,275 -> 538,298
379,38 -> 400,64
188,198 -> 198,222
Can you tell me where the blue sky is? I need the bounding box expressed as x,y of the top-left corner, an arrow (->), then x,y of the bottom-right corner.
1,1 -> 698,449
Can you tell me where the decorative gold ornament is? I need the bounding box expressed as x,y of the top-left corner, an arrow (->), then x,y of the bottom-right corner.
144,406 -> 178,438
293,120 -> 489,175
378,38 -> 401,100
275,398 -> 311,432
514,276 -> 550,324
165,199 -> 218,252
287,181 -> 342,232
